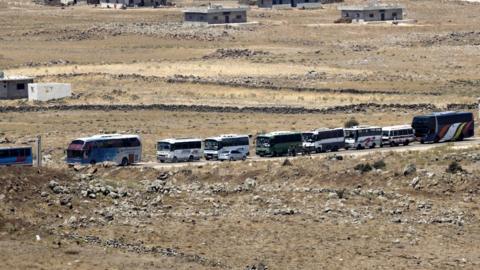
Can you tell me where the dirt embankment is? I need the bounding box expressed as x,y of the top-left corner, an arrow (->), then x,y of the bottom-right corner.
1,148 -> 480,269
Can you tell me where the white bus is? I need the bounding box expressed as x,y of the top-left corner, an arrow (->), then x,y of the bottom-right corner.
157,138 -> 202,163
303,128 -> 345,153
382,125 -> 415,146
66,134 -> 142,166
344,126 -> 382,150
204,134 -> 250,160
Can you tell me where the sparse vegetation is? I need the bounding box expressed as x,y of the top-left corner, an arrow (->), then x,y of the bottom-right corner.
373,160 -> 386,170
354,162 -> 372,173
344,117 -> 360,128
446,161 -> 464,174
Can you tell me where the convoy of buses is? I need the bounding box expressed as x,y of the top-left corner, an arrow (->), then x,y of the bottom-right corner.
0,111 -> 475,166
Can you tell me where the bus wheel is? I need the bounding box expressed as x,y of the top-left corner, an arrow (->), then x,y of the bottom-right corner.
172,157 -> 178,163
332,147 -> 339,152
403,141 -> 409,146
370,143 -> 376,149
420,139 -> 425,144
121,157 -> 129,166
160,160 -> 165,163
188,155 -> 194,162
90,160 -> 96,165
272,151 -> 277,157
458,135 -> 464,141
291,150 -> 296,157
356,145 -> 362,150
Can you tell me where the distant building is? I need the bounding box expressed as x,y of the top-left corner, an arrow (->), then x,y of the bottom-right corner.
28,83 -> 72,102
338,4 -> 404,22
258,0 -> 342,9
99,0 -> 166,8
0,73 -> 34,100
183,5 -> 247,25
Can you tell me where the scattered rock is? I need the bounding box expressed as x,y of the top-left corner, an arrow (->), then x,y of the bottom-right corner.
243,178 -> 257,191
403,164 -> 416,176
410,177 -> 421,189
282,159 -> 292,166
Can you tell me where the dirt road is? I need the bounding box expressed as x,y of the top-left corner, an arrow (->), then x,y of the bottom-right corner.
140,138 -> 480,169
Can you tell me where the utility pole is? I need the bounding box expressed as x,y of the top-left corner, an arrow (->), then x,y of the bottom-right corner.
36,135 -> 42,167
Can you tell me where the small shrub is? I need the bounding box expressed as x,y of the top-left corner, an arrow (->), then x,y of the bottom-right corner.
373,160 -> 386,170
344,117 -> 359,128
446,161 -> 464,174
354,163 -> 372,173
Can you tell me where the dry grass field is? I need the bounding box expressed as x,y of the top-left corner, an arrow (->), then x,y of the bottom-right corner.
1,0 -> 480,269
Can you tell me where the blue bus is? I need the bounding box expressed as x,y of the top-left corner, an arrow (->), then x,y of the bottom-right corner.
0,146 -> 33,166
412,111 -> 474,143
66,134 -> 142,166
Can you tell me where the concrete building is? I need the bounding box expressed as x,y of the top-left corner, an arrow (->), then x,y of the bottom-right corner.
183,5 -> 247,25
0,72 -> 34,100
28,83 -> 72,102
99,0 -> 166,8
338,4 -> 404,22
258,0 -> 342,9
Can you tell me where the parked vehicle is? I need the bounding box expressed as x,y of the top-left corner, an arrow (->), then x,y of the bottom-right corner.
256,131 -> 303,157
344,126 -> 382,150
204,134 -> 249,160
66,134 -> 142,166
0,146 -> 33,166
303,128 -> 345,153
218,149 -> 247,161
382,125 -> 415,146
157,138 -> 202,163
412,111 -> 474,143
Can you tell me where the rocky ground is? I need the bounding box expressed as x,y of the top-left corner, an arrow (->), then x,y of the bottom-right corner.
1,147 -> 480,269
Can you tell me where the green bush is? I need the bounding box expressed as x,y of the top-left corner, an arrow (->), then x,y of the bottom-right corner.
373,160 -> 386,170
446,161 -> 464,174
354,163 -> 372,173
344,117 -> 359,128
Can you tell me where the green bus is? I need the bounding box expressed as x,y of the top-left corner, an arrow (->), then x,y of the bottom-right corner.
256,131 -> 303,157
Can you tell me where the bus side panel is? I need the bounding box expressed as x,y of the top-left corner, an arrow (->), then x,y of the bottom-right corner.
0,156 -> 33,166
437,120 -> 474,142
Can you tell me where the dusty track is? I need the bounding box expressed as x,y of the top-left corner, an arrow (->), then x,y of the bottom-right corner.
141,138 -> 480,169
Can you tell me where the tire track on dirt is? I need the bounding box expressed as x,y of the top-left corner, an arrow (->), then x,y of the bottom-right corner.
37,72 -> 441,96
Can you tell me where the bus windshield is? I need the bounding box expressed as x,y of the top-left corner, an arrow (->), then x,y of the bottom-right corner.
256,136 -> 271,147
302,132 -> 314,142
204,140 -> 220,150
412,116 -> 435,134
344,130 -> 357,139
67,140 -> 85,158
157,142 -> 171,151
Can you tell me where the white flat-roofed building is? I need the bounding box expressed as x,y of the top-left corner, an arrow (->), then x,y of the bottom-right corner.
338,3 -> 404,22
28,83 -> 72,102
183,5 -> 247,25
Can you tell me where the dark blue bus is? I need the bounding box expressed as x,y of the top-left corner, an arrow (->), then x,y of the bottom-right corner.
0,146 -> 33,166
412,111 -> 474,143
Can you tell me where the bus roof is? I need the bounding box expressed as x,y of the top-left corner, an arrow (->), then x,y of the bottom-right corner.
0,146 -> 32,150
157,138 -> 202,143
75,134 -> 141,142
344,126 -> 381,130
313,127 -> 343,133
382,125 -> 412,131
205,134 -> 249,141
259,131 -> 301,137
417,111 -> 471,117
